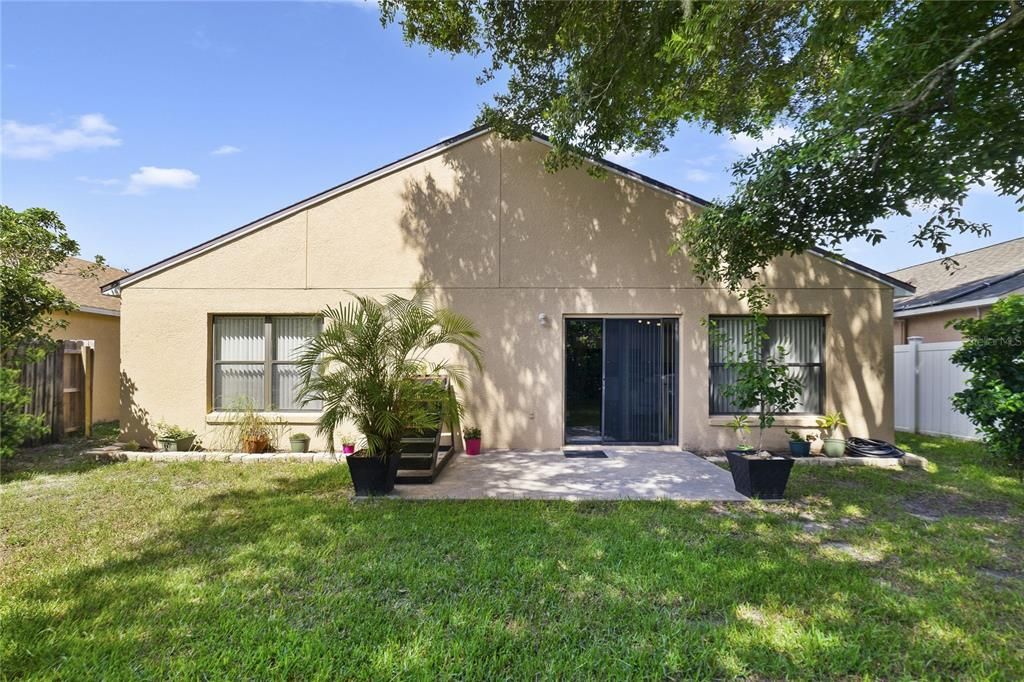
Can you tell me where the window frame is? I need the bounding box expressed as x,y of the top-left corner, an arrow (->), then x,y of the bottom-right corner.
211,314 -> 322,413
708,314 -> 826,416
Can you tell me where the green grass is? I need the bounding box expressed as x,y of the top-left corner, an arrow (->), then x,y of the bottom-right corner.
1,432 -> 1021,679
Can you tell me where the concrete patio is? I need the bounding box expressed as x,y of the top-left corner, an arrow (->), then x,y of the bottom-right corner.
394,446 -> 749,501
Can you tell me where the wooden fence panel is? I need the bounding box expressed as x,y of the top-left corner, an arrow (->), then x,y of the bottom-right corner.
16,340 -> 95,446
17,345 -> 64,446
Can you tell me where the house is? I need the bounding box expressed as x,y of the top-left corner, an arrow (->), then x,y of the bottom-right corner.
45,257 -> 128,424
889,237 -> 1024,344
102,127 -> 913,452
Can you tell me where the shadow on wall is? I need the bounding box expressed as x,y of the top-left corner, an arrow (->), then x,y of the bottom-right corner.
120,370 -> 153,446
395,139 -> 698,447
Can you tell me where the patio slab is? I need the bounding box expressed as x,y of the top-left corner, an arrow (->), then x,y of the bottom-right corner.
394,447 -> 749,501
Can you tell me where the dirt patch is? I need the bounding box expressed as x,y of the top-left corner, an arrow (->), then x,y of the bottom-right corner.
902,493 -> 1014,522
820,541 -> 883,563
978,566 -> 1023,587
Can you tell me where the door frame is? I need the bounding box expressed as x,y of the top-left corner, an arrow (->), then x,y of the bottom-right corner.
562,314 -> 681,446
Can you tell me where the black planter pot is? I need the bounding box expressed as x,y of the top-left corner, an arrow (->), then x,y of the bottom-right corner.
346,451 -> 400,496
788,440 -> 812,458
725,450 -> 795,500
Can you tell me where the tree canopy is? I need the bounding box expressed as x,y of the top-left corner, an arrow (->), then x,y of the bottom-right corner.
381,0 -> 1023,290
0,205 -> 97,361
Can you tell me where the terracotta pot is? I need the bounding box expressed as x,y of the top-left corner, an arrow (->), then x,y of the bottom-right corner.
242,435 -> 271,454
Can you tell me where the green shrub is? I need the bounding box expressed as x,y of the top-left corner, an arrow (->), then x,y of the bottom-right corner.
0,367 -> 47,457
950,295 -> 1024,478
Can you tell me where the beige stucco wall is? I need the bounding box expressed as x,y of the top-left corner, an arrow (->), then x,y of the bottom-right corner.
119,133 -> 895,451
892,306 -> 991,344
54,310 -> 120,423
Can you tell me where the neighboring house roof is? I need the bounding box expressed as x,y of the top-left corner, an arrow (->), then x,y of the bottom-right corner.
101,125 -> 914,296
46,257 -> 129,316
889,237 -> 1024,315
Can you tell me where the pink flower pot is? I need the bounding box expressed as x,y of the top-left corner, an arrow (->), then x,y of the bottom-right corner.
465,438 -> 481,456
342,443 -> 355,455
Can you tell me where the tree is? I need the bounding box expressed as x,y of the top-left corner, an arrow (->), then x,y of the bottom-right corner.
296,288 -> 483,457
0,205 -> 102,456
709,295 -> 804,454
949,295 -> 1024,478
1,206 -> 102,361
380,1 -> 1023,290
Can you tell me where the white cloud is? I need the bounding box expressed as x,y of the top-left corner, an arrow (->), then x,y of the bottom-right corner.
1,113 -> 122,160
725,125 -> 796,156
211,144 -> 241,156
77,176 -> 121,187
685,169 -> 711,183
124,166 -> 199,195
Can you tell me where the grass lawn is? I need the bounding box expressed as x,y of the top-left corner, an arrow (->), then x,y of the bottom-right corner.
2,431 -> 1021,679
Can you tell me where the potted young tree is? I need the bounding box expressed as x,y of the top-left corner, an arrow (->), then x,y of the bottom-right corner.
463,426 -> 482,455
712,311 -> 804,499
816,412 -> 847,457
785,429 -> 814,458
155,422 -> 196,452
297,287 -> 483,496
289,432 -> 310,453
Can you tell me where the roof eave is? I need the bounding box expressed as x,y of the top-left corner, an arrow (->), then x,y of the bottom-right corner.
103,125 -> 915,297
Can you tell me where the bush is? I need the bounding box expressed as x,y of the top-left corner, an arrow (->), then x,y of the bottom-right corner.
0,367 -> 47,457
949,295 -> 1024,478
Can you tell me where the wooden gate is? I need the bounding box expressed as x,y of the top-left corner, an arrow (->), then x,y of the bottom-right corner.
17,340 -> 95,446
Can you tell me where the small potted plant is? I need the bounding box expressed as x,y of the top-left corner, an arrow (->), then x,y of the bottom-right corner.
712,309 -> 804,499
340,433 -> 357,455
289,432 -> 310,453
785,429 -> 814,458
816,411 -> 847,457
464,426 -> 482,456
155,421 -> 196,452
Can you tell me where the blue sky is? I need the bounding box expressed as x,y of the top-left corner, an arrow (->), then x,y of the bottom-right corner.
3,1 -> 1020,275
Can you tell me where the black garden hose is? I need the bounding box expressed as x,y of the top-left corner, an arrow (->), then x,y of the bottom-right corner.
845,437 -> 904,458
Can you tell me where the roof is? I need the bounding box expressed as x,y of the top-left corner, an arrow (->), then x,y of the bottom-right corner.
46,257 -> 129,315
101,125 -> 914,296
889,237 -> 1024,313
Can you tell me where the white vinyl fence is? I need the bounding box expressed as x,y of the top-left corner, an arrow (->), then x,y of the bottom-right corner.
894,339 -> 979,439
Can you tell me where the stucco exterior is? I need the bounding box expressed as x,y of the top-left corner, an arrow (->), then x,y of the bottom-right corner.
117,133 -> 896,451
893,306 -> 991,344
54,310 -> 121,424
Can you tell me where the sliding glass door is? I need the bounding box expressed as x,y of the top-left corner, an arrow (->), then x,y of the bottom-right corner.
565,318 -> 679,444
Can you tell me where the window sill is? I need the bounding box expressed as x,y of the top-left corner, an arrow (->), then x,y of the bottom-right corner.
709,415 -> 822,428
206,411 -> 322,425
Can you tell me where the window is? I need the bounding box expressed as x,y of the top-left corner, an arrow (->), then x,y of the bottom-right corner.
709,316 -> 825,415
212,316 -> 321,411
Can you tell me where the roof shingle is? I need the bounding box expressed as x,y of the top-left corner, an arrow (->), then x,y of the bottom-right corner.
44,257 -> 128,314
889,237 -> 1024,311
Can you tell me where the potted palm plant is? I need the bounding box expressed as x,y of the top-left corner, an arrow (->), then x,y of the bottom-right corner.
816,411 -> 847,457
712,311 -> 804,499
463,426 -> 482,455
297,288 -> 483,496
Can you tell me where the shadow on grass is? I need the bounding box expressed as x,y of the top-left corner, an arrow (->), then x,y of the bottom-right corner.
4,453 -> 1021,678
1,421 -> 120,484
